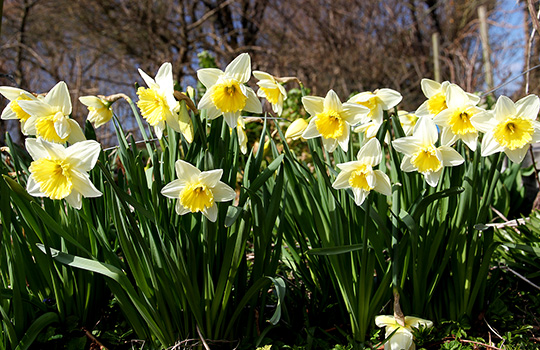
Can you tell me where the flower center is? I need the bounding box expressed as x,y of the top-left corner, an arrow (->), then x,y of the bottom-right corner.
348,164 -> 373,191
211,79 -> 247,113
29,158 -> 73,199
137,87 -> 169,126
35,112 -> 69,143
179,182 -> 215,213
315,110 -> 345,139
493,117 -> 534,150
449,108 -> 476,135
411,145 -> 442,173
261,86 -> 281,105
11,95 -> 33,122
427,92 -> 447,115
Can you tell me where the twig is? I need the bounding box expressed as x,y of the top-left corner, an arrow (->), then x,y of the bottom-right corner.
499,265 -> 540,291
196,325 -> 211,350
82,327 -> 108,350
458,338 -> 504,350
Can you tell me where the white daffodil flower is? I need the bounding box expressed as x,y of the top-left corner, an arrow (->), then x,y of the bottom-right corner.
433,84 -> 485,150
197,53 -> 262,129
397,111 -> 419,136
137,62 -> 194,141
301,89 -> 369,152
392,116 -> 464,187
16,82 -> 85,144
161,160 -> 236,222
416,79 -> 480,118
253,70 -> 287,116
26,138 -> 102,209
348,88 -> 402,126
332,138 -> 392,206
375,315 -> 433,350
470,94 -> 540,163
0,86 -> 40,132
237,117 -> 248,154
79,96 -> 113,129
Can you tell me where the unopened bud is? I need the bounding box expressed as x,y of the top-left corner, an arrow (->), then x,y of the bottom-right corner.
285,118 -> 308,140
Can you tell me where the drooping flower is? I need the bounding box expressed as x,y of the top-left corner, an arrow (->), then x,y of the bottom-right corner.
0,86 -> 40,132
253,70 -> 287,116
16,82 -> 86,144
285,118 -> 309,140
392,116 -> 464,187
348,88 -> 402,125
432,84 -> 485,150
79,96 -> 114,128
416,79 -> 480,118
471,94 -> 540,163
197,53 -> 262,129
25,138 -> 102,209
161,160 -> 236,222
397,111 -> 419,136
137,62 -> 194,141
332,138 -> 392,206
301,89 -> 369,152
375,315 -> 433,350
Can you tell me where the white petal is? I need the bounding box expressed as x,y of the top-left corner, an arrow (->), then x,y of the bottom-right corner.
17,99 -> 54,117
332,171 -> 352,190
323,90 -> 343,112
387,328 -> 414,350
433,109 -> 452,128
1,104 -> 17,120
199,169 -> 223,188
460,132 -> 478,151
44,82 -> 72,116
322,137 -> 338,153
26,175 -> 45,197
405,316 -> 433,329
440,127 -> 457,147
470,111 -> 496,133
424,170 -> 442,187
175,201 -> 191,216
342,103 -> 370,124
138,68 -> 157,89
302,96 -> 324,116
243,88 -> 262,113
446,84 -> 468,109
352,188 -> 368,206
301,118 -> 321,139
392,137 -> 423,157
400,156 -> 416,172
414,116 -> 439,145
376,88 -> 402,109
336,125 -> 350,152
505,146 -> 529,163
0,86 -> 32,100
212,182 -> 236,202
79,96 -> 104,109
154,123 -> 164,139
357,138 -> 382,166
373,170 -> 392,196
197,68 -> 223,88
65,140 -> 101,171
439,146 -> 465,166
65,192 -> 82,209
175,160 -> 200,182
54,114 -> 71,140
252,70 -> 273,81
223,112 -> 240,129
40,138 -> 67,159
415,100 -> 430,117
25,138 -> 49,160
494,95 -> 516,121
421,79 -> 441,98
481,132 -> 504,157
202,204 -> 218,222
161,179 -> 185,199
66,119 -> 86,144
515,94 -> 540,119
71,170 -> 102,198
154,62 -> 174,93
224,53 -> 251,83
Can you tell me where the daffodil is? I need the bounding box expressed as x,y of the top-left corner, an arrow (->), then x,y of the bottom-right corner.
470,94 -> 540,163
25,138 -> 102,209
348,88 -> 402,125
16,82 -> 85,144
197,53 -> 262,129
79,96 -> 113,128
253,70 -> 287,116
375,315 -> 433,350
416,79 -> 480,118
161,160 -> 236,222
332,138 -> 391,206
301,90 -> 369,152
432,84 -> 485,150
397,111 -> 419,136
285,118 -> 309,140
137,62 -> 194,141
0,86 -> 40,132
392,116 -> 464,187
